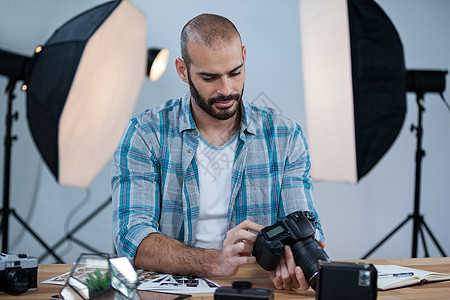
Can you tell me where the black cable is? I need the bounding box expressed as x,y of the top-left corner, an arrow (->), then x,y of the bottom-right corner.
439,93 -> 450,113
59,188 -> 91,259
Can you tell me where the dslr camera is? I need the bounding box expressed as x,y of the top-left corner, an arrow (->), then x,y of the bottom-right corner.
0,253 -> 38,295
252,211 -> 330,290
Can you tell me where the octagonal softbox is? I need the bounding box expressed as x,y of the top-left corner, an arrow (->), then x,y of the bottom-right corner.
25,0 -> 147,187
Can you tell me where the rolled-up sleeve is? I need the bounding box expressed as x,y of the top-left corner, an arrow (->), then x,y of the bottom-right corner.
280,123 -> 324,241
111,119 -> 161,260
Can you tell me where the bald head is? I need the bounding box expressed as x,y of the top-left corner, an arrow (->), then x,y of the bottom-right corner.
180,14 -> 242,69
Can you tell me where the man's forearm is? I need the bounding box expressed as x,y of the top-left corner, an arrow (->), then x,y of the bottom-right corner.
134,232 -> 220,278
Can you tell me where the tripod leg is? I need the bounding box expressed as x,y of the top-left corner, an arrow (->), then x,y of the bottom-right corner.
418,220 -> 429,257
11,210 -> 64,263
361,215 -> 411,259
70,237 -> 103,253
0,208 -> 4,231
421,219 -> 448,257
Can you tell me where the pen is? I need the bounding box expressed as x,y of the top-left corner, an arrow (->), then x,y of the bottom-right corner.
379,272 -> 414,277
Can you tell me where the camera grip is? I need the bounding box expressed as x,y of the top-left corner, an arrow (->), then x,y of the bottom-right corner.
253,239 -> 284,271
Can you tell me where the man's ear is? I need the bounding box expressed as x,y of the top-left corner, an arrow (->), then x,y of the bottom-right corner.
242,45 -> 247,64
175,58 -> 189,84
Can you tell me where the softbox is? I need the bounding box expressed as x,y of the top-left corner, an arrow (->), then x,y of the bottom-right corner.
299,0 -> 406,182
25,0 -> 147,188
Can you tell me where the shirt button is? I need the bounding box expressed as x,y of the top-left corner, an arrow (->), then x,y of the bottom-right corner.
193,131 -> 198,136
188,149 -> 193,154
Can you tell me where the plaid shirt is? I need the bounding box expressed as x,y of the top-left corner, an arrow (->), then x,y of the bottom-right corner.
112,91 -> 323,259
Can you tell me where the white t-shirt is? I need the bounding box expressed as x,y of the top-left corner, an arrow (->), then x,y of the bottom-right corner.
195,133 -> 238,250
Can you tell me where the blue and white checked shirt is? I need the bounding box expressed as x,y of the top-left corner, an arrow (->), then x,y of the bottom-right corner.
112,91 -> 324,259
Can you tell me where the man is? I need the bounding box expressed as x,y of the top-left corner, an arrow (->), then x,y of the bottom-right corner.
112,13 -> 324,291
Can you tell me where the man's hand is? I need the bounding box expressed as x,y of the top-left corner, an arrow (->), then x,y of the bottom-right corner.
134,220 -> 265,278
269,245 -> 308,290
269,241 -> 326,290
211,220 -> 265,277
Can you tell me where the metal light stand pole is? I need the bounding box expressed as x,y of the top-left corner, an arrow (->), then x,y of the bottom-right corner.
0,79 -> 63,263
361,92 -> 447,259
410,92 -> 446,258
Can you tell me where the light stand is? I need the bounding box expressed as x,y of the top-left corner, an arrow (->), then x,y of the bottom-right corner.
1,77 -> 63,262
362,70 -> 448,259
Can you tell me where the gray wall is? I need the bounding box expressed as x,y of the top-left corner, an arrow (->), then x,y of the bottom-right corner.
0,0 -> 449,264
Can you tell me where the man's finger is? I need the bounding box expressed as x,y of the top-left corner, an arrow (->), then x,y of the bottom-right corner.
233,228 -> 259,243
274,265 -> 284,289
284,246 -> 300,289
276,256 -> 292,290
235,240 -> 253,255
232,255 -> 256,266
295,266 -> 309,290
269,270 -> 282,290
231,220 -> 265,233
225,222 -> 263,246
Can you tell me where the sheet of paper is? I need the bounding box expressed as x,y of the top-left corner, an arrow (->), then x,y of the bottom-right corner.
136,270 -> 220,294
42,268 -> 220,294
41,264 -> 109,285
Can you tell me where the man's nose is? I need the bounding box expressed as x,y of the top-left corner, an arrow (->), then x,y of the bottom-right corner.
217,77 -> 233,96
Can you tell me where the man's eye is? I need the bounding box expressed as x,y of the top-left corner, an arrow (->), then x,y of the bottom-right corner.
230,72 -> 241,77
202,77 -> 215,82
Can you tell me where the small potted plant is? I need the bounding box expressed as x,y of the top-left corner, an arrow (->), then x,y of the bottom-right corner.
86,268 -> 113,299
60,253 -> 139,299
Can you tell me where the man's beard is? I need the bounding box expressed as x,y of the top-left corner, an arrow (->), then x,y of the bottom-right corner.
188,75 -> 244,121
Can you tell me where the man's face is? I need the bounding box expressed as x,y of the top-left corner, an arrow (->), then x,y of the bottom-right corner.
185,37 -> 246,121
188,73 -> 244,120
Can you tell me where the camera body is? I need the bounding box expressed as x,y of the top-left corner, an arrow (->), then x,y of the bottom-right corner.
0,253 -> 38,295
214,281 -> 274,300
252,211 -> 330,290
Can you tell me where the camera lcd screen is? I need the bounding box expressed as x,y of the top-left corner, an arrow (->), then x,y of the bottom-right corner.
266,225 -> 285,238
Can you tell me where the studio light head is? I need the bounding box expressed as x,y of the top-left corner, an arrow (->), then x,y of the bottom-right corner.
0,50 -> 29,82
406,70 -> 448,95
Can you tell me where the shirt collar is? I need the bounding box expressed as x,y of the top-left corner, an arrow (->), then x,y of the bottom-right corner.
179,90 -> 197,133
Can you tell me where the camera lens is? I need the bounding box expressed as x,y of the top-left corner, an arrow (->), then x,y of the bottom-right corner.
291,239 -> 330,291
5,268 -> 31,295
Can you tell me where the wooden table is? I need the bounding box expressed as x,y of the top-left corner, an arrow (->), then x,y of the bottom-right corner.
2,257 -> 450,299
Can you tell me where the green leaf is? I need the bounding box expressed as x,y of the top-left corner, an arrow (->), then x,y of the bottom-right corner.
100,272 -> 110,289
95,268 -> 103,281
87,273 -> 101,290
86,268 -> 112,291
